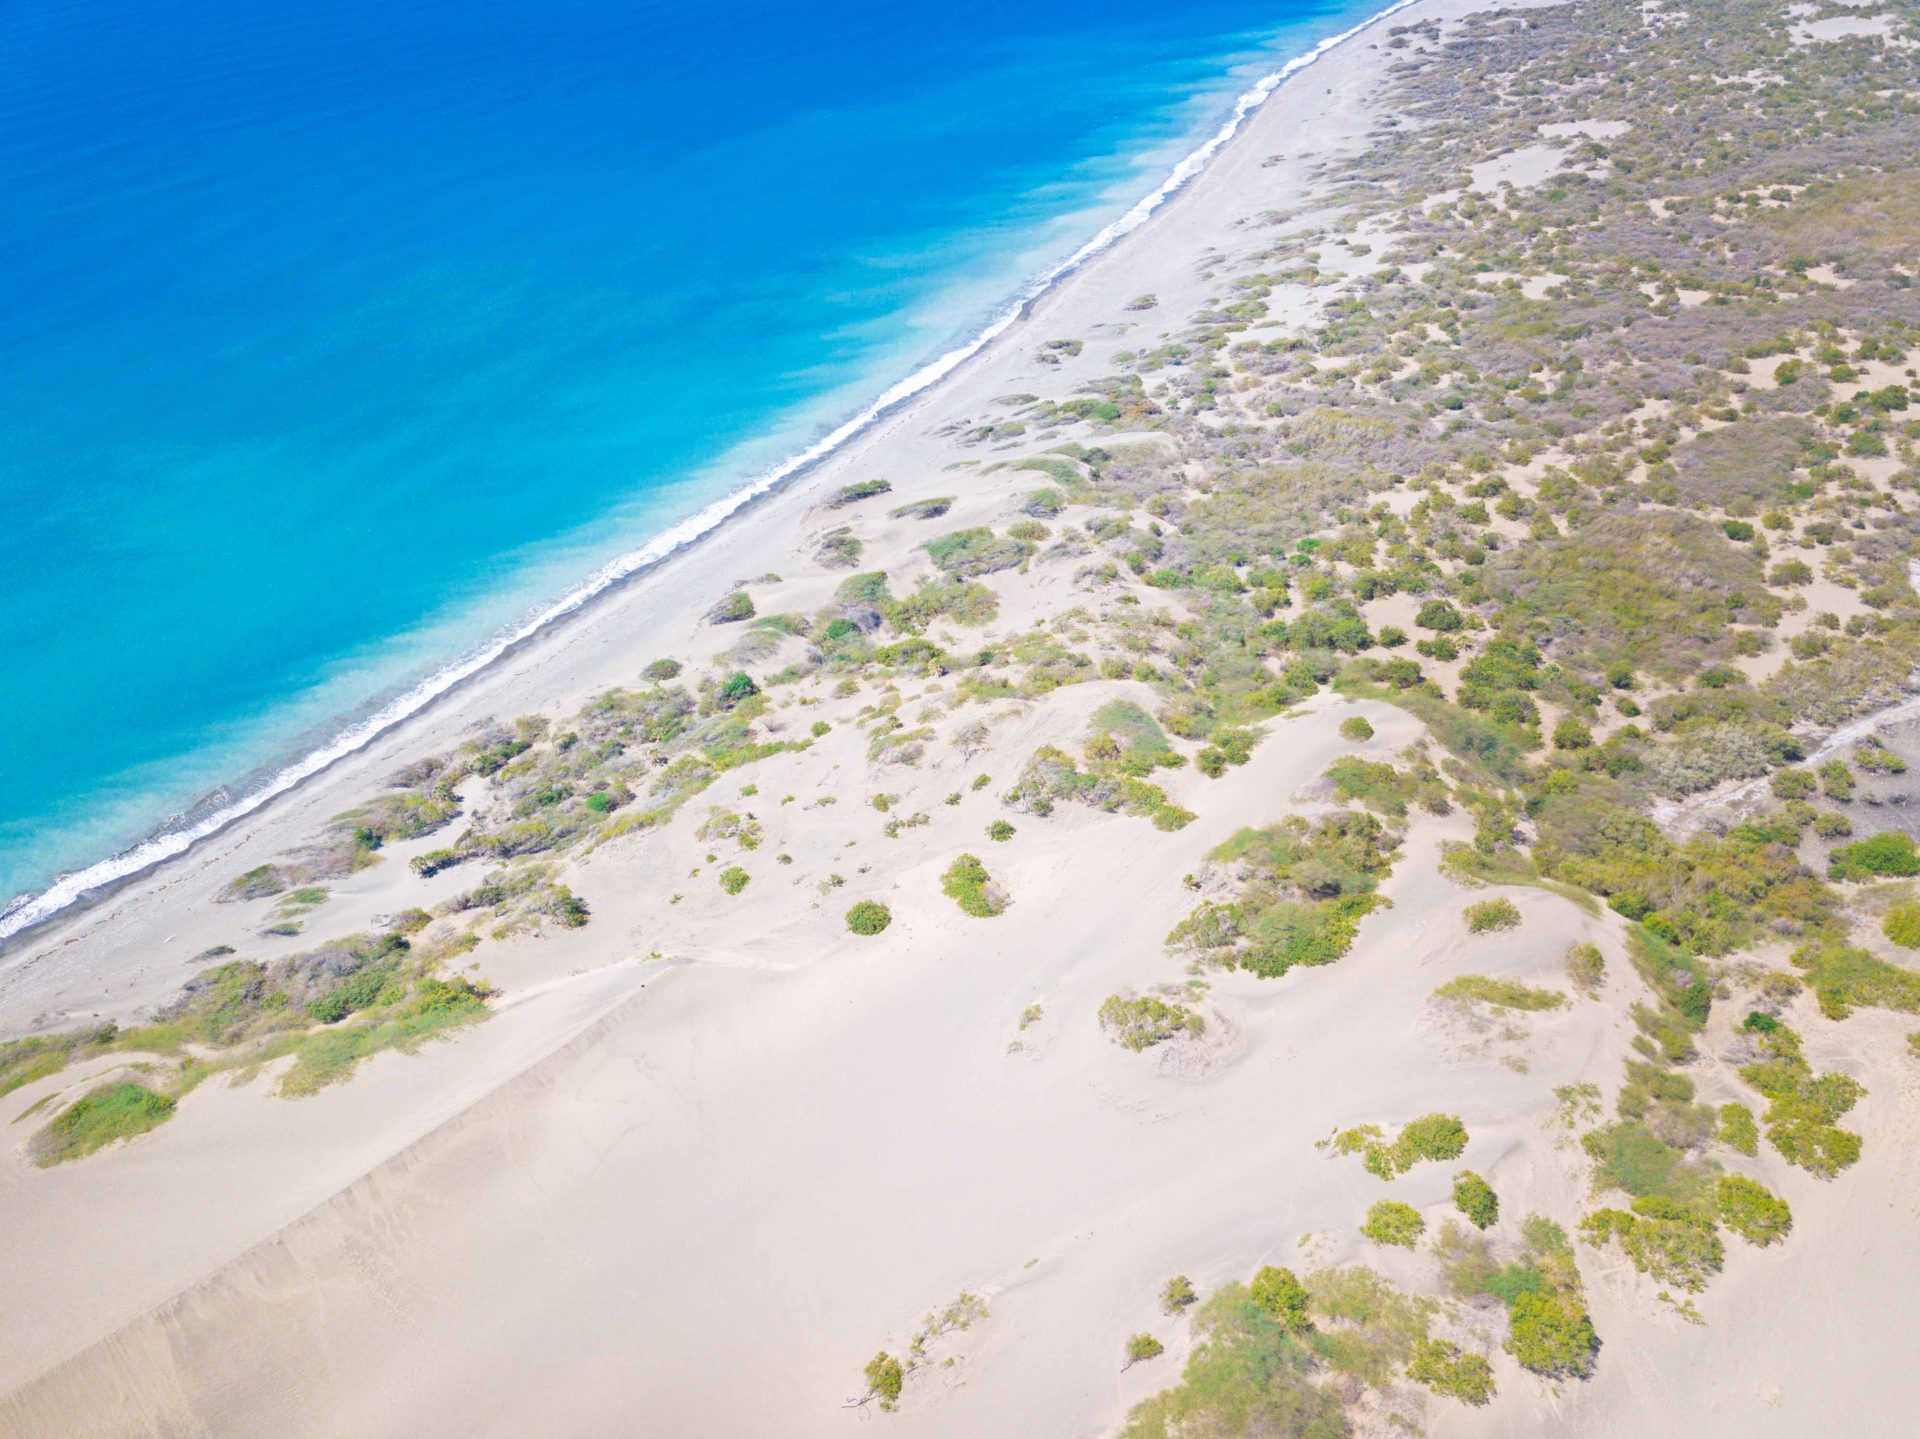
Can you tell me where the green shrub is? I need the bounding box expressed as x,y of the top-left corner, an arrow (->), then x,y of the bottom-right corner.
1884,904 -> 1920,948
1166,812 -> 1396,977
643,657 -> 682,681
1716,1175 -> 1792,1246
1504,1290 -> 1597,1377
1581,1200 -> 1724,1292
1099,993 -> 1204,1051
1552,717 -> 1593,751
1331,1113 -> 1469,1180
1416,599 -> 1465,632
1434,974 -> 1566,1011
1406,1337 -> 1495,1405
1828,832 -> 1920,881
225,864 -> 287,901
1161,1275 -> 1198,1314
1125,1332 -> 1166,1366
1819,760 -> 1856,802
864,1352 -> 904,1409
1771,768 -> 1816,800
1464,898 -> 1521,933
708,592 -> 755,624
719,865 -> 750,895
987,819 -> 1016,842
31,1081 -> 176,1166
1362,1199 -> 1426,1248
925,527 -> 1030,577
1118,1285 -> 1344,1439
829,478 -> 891,507
1794,941 -> 1920,1018
1248,1266 -> 1312,1333
1566,942 -> 1605,995
1739,1025 -> 1864,1178
941,853 -> 1003,917
1453,1171 -> 1499,1230
1718,1103 -> 1759,1157
1339,715 -> 1375,741
845,901 -> 892,936
1581,1119 -> 1711,1205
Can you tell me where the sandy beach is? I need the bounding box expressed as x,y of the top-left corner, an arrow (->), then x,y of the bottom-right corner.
8,0 -> 1920,1433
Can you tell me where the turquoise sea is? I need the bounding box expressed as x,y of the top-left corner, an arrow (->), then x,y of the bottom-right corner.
0,0 -> 1393,937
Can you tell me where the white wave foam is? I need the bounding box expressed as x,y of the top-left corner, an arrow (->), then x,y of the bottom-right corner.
0,0 -> 1424,946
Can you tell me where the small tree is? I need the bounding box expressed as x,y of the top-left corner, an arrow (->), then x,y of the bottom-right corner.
1248,1265 -> 1312,1333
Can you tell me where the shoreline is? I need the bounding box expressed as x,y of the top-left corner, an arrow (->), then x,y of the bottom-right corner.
0,0 -> 1425,950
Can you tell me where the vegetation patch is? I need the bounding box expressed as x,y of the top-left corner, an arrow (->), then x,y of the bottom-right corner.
1737,1023 -> 1864,1177
1434,974 -> 1567,1011
846,900 -> 892,936
30,1081 -> 176,1166
1168,813 -> 1397,977
941,854 -> 1005,917
1463,897 -> 1521,933
1361,1199 -> 1425,1248
1453,1171 -> 1499,1229
1098,992 -> 1205,1051
1327,1112 -> 1469,1181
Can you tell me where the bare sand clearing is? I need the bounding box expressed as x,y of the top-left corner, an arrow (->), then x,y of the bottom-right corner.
5,1 -> 1920,1436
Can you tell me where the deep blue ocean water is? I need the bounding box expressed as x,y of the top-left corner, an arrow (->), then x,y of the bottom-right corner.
0,0 -> 1381,931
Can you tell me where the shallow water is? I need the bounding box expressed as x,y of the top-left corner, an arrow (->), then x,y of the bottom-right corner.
0,0 -> 1377,924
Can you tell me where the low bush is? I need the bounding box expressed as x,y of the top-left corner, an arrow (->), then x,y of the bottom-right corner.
1464,898 -> 1521,933
1406,1337 -> 1495,1405
1718,1103 -> 1759,1157
1331,1113 -> 1470,1180
1504,1289 -> 1598,1378
1434,974 -> 1567,1011
1828,832 -> 1920,881
829,478 -> 891,507
1248,1266 -> 1312,1333
31,1081 -> 176,1166
1339,715 -> 1375,742
708,592 -> 755,624
1099,993 -> 1204,1051
1581,1200 -> 1724,1292
1566,942 -> 1605,995
1453,1171 -> 1499,1229
941,854 -> 1004,917
1884,904 -> 1920,948
1362,1199 -> 1426,1248
1118,1285 -> 1345,1439
1716,1175 -> 1792,1246
1738,1025 -> 1864,1177
1161,1275 -> 1197,1314
718,865 -> 750,895
863,1352 -> 904,1410
845,901 -> 892,936
1125,1333 -> 1165,1367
